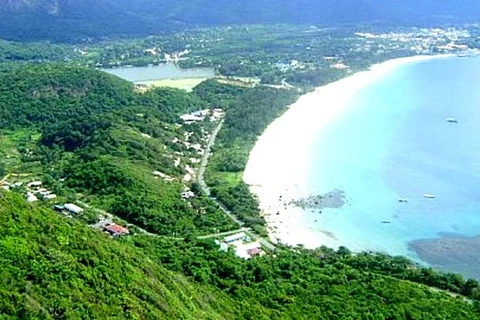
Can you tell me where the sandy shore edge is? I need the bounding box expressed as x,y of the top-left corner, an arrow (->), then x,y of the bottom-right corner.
243,54 -> 456,249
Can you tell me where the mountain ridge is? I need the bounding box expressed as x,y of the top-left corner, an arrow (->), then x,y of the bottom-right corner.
1,0 -> 480,41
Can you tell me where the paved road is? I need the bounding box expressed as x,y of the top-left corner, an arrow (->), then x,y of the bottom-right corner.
197,119 -> 224,196
196,119 -> 276,251
213,199 -> 245,226
197,227 -> 250,240
77,117 -> 276,251
196,119 -> 246,227
79,198 -> 275,250
79,199 -> 244,241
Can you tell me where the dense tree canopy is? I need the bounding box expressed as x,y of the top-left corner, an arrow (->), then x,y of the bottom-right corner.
0,192 -> 240,319
1,191 -> 479,319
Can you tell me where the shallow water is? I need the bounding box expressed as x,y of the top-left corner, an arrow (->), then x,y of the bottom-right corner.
304,56 -> 480,277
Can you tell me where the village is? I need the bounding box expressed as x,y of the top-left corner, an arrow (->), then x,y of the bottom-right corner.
149,107 -> 226,184
0,106 -> 268,260
0,175 -> 267,259
0,170 -> 268,259
0,176 -> 133,237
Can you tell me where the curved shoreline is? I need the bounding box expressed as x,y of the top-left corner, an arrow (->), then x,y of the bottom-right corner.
243,54 -> 455,249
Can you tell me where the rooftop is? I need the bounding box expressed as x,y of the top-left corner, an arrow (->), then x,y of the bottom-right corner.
105,224 -> 130,235
65,203 -> 84,213
224,232 -> 246,243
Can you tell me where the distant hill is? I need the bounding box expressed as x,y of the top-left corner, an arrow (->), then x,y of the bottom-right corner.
1,0 -> 480,41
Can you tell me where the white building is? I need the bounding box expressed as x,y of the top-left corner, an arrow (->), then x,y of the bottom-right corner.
215,240 -> 229,252
234,241 -> 262,260
26,192 -> 38,202
43,194 -> 57,200
191,109 -> 209,117
224,232 -> 247,244
180,114 -> 203,122
181,191 -> 195,199
152,171 -> 174,181
65,203 -> 84,215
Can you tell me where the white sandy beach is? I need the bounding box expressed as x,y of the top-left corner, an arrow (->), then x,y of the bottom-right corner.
243,54 -> 455,249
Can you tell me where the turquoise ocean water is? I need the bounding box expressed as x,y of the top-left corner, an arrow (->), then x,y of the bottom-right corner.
304,57 -> 480,267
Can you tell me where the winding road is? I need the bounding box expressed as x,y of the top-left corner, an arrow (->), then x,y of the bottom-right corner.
196,119 -> 246,227
78,117 -> 275,251
196,118 -> 276,251
197,119 -> 223,197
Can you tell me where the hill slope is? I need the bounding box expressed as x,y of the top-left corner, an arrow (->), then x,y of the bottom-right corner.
1,190 -> 480,318
0,192 -> 241,318
0,64 -> 237,236
1,0 -> 480,41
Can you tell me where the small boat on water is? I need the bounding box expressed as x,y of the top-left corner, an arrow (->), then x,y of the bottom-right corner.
398,197 -> 408,203
423,194 -> 435,199
381,220 -> 392,224
446,117 -> 458,123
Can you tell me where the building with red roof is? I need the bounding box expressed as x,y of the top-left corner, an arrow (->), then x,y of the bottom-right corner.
104,223 -> 130,237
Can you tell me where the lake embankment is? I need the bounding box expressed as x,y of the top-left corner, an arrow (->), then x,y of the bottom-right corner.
101,63 -> 215,86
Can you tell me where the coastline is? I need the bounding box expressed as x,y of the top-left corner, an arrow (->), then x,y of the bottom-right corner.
243,54 -> 455,249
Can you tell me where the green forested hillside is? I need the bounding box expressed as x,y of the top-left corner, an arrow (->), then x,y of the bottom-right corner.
0,64 -> 134,129
1,191 -> 480,319
0,192 -> 240,319
0,64 -> 236,236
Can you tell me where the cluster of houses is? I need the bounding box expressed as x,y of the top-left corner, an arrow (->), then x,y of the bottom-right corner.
1,177 -> 132,239
216,232 -> 264,259
0,179 -> 58,203
26,181 -> 57,202
54,203 -> 131,238
54,204 -> 130,237
275,60 -> 306,72
53,203 -> 84,216
180,108 -> 225,124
